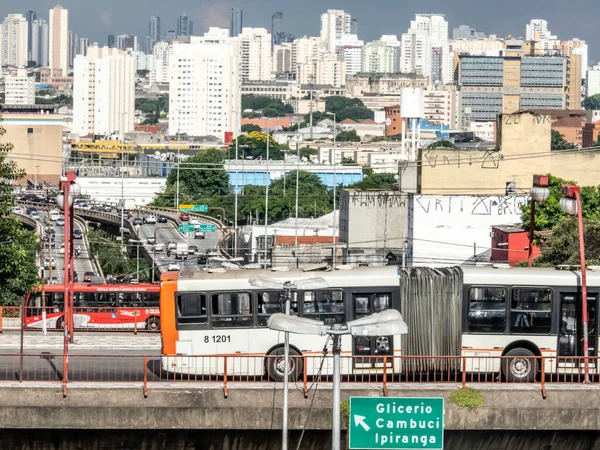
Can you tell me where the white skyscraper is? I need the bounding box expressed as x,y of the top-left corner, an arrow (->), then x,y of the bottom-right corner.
49,6 -> 68,75
239,27 -> 272,81
526,19 -> 551,41
336,34 -> 363,77
291,36 -> 326,79
362,40 -> 396,73
297,53 -> 345,87
151,41 -> 171,84
400,29 -> 430,77
1,14 -> 28,67
31,19 -> 48,66
320,9 -> 351,53
5,69 -> 35,105
73,46 -> 135,137
406,14 -> 449,83
168,28 -> 241,139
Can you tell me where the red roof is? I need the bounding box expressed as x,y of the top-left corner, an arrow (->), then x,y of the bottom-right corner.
360,119 -> 377,124
340,118 -> 357,124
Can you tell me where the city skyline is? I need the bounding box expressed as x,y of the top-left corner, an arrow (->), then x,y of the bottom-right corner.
1,0 -> 598,60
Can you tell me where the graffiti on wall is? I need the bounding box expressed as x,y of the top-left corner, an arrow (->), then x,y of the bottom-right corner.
415,195 -> 528,216
348,191 -> 407,208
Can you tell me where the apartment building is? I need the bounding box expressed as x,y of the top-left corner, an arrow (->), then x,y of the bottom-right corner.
4,69 -> 35,105
1,14 -> 28,67
49,6 -> 68,76
239,28 -> 272,81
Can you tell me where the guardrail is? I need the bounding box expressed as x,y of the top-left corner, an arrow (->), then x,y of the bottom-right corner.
0,354 -> 594,397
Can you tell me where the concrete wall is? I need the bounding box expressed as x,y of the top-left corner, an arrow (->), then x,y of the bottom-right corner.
2,385 -> 600,431
419,112 -> 600,194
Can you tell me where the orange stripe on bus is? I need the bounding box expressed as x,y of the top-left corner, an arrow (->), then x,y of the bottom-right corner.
159,277 -> 178,355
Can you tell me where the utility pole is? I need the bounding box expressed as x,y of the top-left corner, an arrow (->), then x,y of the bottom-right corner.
331,112 -> 337,268
309,79 -> 314,140
234,137 -> 239,257
294,142 -> 299,268
264,119 -> 270,268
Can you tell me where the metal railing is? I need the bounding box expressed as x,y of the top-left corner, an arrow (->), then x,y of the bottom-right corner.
0,354 -> 597,397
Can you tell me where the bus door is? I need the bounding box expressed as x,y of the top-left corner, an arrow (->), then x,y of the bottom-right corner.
352,292 -> 393,369
558,292 -> 597,371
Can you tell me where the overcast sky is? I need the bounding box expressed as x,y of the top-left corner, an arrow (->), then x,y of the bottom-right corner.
5,0 -> 599,61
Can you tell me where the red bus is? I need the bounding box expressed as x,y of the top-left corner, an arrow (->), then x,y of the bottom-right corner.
25,283 -> 161,331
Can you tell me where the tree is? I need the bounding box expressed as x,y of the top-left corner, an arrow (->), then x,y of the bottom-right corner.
241,124 -> 261,133
427,140 -> 455,149
304,111 -> 328,124
336,130 -> 361,142
341,157 -> 357,165
228,131 -> 283,160
298,147 -> 317,160
521,174 -> 600,231
583,94 -> 600,111
551,130 -> 577,150
0,116 -> 39,305
348,173 -> 398,190
166,149 -> 231,198
241,95 -> 293,117
324,96 -> 374,121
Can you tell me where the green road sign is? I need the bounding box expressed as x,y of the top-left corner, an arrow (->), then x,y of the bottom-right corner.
199,224 -> 216,232
349,397 -> 444,450
179,204 -> 208,213
179,224 -> 195,233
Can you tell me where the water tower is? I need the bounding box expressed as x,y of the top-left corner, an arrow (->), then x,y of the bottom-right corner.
400,88 -> 424,161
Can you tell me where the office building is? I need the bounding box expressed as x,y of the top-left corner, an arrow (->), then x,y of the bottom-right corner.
168,28 -> 241,139
449,37 -> 505,56
177,13 -> 193,37
239,28 -> 272,81
320,9 -> 352,53
271,12 -> 282,50
31,19 -> 48,66
149,16 -> 160,45
68,30 -> 78,69
49,5 -> 68,76
526,19 -> 552,41
151,41 -> 171,83
126,48 -> 155,71
273,43 -> 292,74
73,45 -> 135,137
337,34 -> 363,77
362,40 -> 397,73
107,34 -> 115,48
400,28 -> 430,77
5,69 -> 35,105
25,10 -> 36,62
230,8 -> 242,37
78,37 -> 88,56
297,53 -> 345,87
291,36 -> 326,77
452,25 -> 486,40
408,14 -> 449,84
116,34 -> 137,51
1,14 -> 28,67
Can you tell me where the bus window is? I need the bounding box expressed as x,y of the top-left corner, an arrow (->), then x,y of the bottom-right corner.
302,290 -> 345,324
176,293 -> 207,325
97,293 -> 117,307
256,291 -> 297,327
211,293 -> 253,328
468,287 -> 507,333
144,292 -> 160,307
510,288 -> 552,334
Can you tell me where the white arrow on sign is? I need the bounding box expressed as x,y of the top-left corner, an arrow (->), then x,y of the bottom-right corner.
353,415 -> 370,432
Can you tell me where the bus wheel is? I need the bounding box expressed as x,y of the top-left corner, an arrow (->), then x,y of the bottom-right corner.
267,347 -> 303,382
145,316 -> 160,331
502,348 -> 537,383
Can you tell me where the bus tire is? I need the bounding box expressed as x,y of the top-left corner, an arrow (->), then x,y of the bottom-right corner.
266,347 -> 303,382
146,316 -> 160,331
502,348 -> 537,383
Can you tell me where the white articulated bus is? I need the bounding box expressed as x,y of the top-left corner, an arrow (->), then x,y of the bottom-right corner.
160,265 -> 600,382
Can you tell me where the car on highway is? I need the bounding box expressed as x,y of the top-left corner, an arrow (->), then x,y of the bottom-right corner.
103,205 -> 113,212
167,262 -> 180,271
28,208 -> 39,219
43,257 -> 56,269
132,218 -> 143,225
197,254 -> 208,265
49,210 -> 60,221
73,229 -> 83,239
158,216 -> 167,223
167,241 -> 177,251
195,231 -> 206,239
145,216 -> 157,224
56,217 -> 65,226
180,213 -> 190,221
188,245 -> 198,254
153,243 -> 164,252
59,243 -> 65,254
147,236 -> 156,244
12,206 -> 24,214
73,271 -> 79,282
83,271 -> 95,282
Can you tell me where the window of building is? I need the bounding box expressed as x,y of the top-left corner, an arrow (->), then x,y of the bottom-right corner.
468,286 -> 507,333
27,128 -> 33,134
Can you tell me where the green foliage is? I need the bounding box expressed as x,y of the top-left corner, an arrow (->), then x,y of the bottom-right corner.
370,136 -> 389,142
521,175 -> 600,231
427,140 -> 456,149
168,149 -> 231,198
35,94 -> 72,106
137,69 -> 150,77
241,95 -> 293,117
0,116 -> 39,306
551,130 -> 577,150
241,124 -> 262,133
229,131 -> 283,160
305,111 -> 329,124
299,147 -> 318,160
449,388 -> 485,408
341,400 -> 350,428
325,96 -> 374,122
583,94 -> 600,111
87,230 -> 149,281
136,96 -> 169,119
341,157 -> 357,165
336,130 -> 361,142
348,173 -> 397,190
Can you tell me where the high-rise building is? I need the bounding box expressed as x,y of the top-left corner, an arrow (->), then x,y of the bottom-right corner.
408,14 -> 449,84
151,41 -> 171,83
400,28 -> 430,77
31,19 -> 48,66
271,12 -> 283,50
449,37 -> 505,56
1,14 -> 28,68
169,28 -> 241,138
320,9 -> 352,53
25,10 -> 36,62
239,28 -> 272,81
149,15 -> 160,44
273,43 -> 292,74
116,34 -> 137,51
107,34 -> 115,48
379,35 -> 401,72
351,19 -> 358,35
337,34 -> 363,77
177,13 -> 193,37
297,53 -> 345,87
68,30 -> 78,70
362,40 -> 396,73
5,69 -> 35,105
230,8 -> 242,37
526,19 -> 551,41
78,37 -> 88,56
49,6 -> 68,76
73,45 -> 135,137
588,64 -> 600,98
452,25 -> 486,40
291,36 -> 326,78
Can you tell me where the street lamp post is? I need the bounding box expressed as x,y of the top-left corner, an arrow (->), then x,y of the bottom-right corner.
326,112 -> 337,267
264,119 -> 270,268
559,184 -> 590,383
267,309 -> 408,450
528,175 -> 550,267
